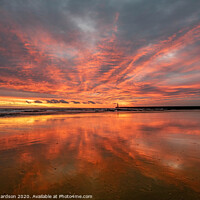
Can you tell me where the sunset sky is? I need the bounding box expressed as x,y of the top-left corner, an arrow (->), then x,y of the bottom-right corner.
0,0 -> 200,108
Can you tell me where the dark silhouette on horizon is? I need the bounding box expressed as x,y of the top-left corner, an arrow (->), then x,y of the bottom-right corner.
115,106 -> 200,111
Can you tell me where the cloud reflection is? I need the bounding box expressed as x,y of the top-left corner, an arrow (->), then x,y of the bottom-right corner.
0,111 -> 200,196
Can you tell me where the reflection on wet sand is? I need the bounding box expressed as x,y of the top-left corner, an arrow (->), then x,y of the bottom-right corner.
0,111 -> 200,199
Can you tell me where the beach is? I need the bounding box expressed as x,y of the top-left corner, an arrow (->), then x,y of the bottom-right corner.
0,111 -> 200,199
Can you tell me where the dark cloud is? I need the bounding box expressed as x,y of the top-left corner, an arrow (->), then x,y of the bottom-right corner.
46,99 -> 69,104
82,101 -> 96,104
71,101 -> 80,104
46,99 -> 60,103
34,100 -> 43,103
88,101 -> 96,104
117,0 -> 200,44
59,99 -> 69,104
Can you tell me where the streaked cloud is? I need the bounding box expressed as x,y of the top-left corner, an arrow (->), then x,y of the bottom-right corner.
0,0 -> 200,106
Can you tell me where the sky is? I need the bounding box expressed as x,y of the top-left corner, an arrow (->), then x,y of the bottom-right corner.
0,0 -> 200,108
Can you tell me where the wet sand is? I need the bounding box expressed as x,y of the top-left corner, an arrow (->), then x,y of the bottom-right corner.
0,111 -> 200,199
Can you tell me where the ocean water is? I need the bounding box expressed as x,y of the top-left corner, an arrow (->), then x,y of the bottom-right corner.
0,111 -> 200,200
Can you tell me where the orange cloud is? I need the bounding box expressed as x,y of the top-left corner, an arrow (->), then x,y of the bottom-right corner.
0,9 -> 200,107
